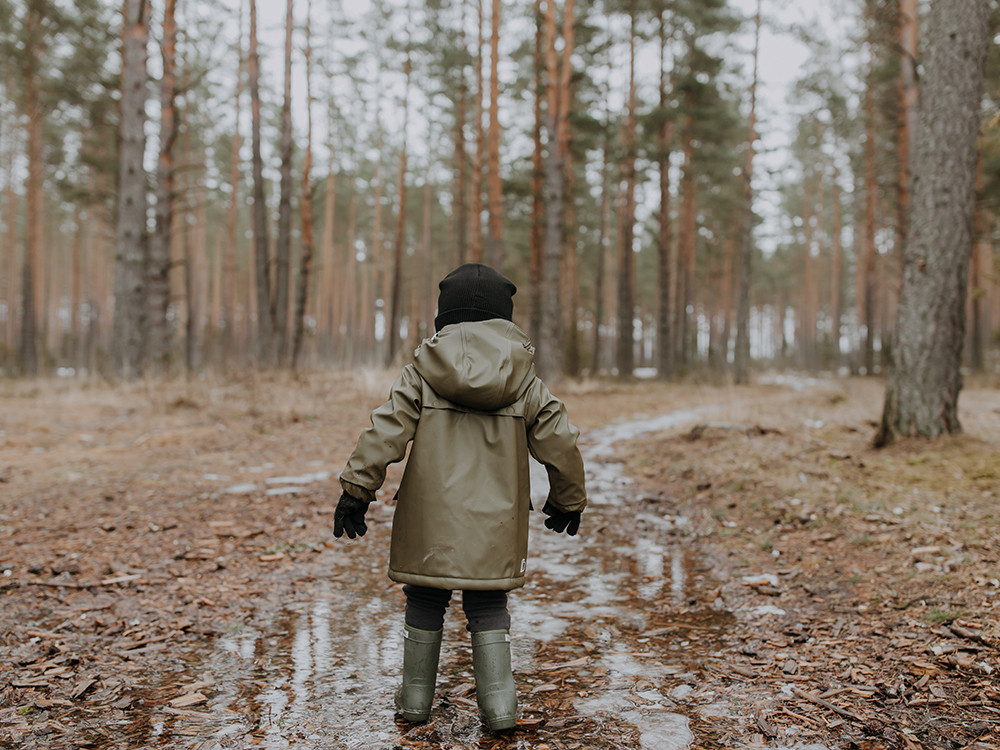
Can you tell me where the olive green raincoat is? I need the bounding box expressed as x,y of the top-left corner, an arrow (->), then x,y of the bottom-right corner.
339,319 -> 587,591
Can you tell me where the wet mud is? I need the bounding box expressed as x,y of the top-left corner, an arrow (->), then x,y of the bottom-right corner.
138,410 -> 737,749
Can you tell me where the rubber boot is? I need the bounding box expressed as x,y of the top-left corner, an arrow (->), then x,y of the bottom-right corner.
394,625 -> 442,722
471,629 -> 517,732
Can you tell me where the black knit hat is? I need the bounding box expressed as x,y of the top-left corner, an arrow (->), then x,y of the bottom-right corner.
434,263 -> 517,332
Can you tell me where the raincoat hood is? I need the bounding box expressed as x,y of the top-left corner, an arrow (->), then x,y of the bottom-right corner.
412,319 -> 535,412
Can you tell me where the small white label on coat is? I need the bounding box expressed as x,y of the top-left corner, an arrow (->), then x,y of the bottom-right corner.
520,558 -> 526,573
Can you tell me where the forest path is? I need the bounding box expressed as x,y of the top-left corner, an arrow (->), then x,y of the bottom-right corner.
4,375 -> 997,749
154,405 -> 735,750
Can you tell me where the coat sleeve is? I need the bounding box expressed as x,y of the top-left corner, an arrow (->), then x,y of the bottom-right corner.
339,365 -> 423,503
525,378 -> 588,514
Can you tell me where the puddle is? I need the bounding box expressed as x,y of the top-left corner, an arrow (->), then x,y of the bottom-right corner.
144,408 -> 731,749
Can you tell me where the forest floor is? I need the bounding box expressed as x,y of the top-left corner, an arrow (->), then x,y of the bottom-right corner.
0,371 -> 998,750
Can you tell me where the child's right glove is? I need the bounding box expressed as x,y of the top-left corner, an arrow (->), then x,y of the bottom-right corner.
333,491 -> 371,539
542,500 -> 581,536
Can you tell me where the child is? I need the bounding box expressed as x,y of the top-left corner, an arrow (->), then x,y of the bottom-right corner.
334,263 -> 588,732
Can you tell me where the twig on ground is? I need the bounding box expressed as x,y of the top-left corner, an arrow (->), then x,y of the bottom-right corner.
790,686 -> 865,724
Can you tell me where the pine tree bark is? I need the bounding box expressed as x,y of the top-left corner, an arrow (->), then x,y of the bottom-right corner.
5,178 -> 18,353
485,0 -> 504,267
223,11 -> 244,362
968,155 -> 987,372
861,61 -> 878,375
617,6 -> 638,379
321,158 -> 337,355
896,0 -> 918,271
558,0 -> 578,375
111,0 -> 151,379
876,0 -> 990,445
831,169 -> 844,367
454,7 -> 469,268
292,0 -> 314,370
469,0 -> 484,264
657,7 -> 674,380
148,0 -> 178,374
734,0 -> 759,384
249,0 -> 273,365
677,105 -> 695,373
529,0 -> 544,346
20,2 -> 45,375
537,0 -> 564,381
275,0 -> 295,363
591,130 -> 610,375
387,54 -> 412,365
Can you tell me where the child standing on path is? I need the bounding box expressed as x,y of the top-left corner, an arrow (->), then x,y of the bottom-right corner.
334,263 -> 588,732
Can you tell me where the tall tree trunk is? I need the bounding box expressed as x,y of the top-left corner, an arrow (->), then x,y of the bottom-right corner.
861,57 -> 878,375
558,0 -> 578,375
720,237 -> 733,372
369,126 -> 384,361
420,171 -> 434,341
734,0 -> 759,384
657,7 -> 674,380
469,0 -> 484,263
485,0 -> 504,267
321,156 -> 337,356
967,152 -> 986,372
275,0 -> 295,364
537,0 -> 564,381
20,3 -> 44,375
617,6 -> 637,379
3,174 -> 17,353
677,105 -> 695,372
292,0 -> 314,370
71,203 -> 85,370
454,7 -> 469,268
802,179 -> 817,370
591,130 -> 610,375
529,0 -> 544,345
387,54 -> 412,365
896,0 -> 918,273
223,9 -> 244,363
345,188 -> 358,361
249,0 -> 272,364
876,0 -> 990,445
111,0 -> 151,380
831,168 -> 844,367
148,0 -> 178,374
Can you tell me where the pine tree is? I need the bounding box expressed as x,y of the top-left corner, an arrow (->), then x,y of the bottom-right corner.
876,0 -> 991,444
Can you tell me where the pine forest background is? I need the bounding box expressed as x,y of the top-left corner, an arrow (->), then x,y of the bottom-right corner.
0,0 -> 998,384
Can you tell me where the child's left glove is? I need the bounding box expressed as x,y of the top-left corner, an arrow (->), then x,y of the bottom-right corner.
542,500 -> 581,536
333,491 -> 371,539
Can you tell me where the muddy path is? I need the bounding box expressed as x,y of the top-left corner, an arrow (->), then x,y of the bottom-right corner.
3,375 -> 998,749
139,408 -> 729,750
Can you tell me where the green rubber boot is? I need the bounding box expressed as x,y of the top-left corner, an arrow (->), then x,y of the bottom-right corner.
471,629 -> 517,732
394,625 -> 442,722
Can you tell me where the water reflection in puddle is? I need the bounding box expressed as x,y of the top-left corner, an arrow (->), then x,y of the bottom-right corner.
157,409 -> 721,749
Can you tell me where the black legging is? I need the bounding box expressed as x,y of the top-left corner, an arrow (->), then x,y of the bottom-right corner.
403,584 -> 511,633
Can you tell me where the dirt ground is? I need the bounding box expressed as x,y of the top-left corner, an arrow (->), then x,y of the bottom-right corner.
1,371 -> 998,749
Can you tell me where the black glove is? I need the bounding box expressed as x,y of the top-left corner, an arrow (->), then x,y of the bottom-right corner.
333,492 -> 371,539
542,500 -> 581,536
